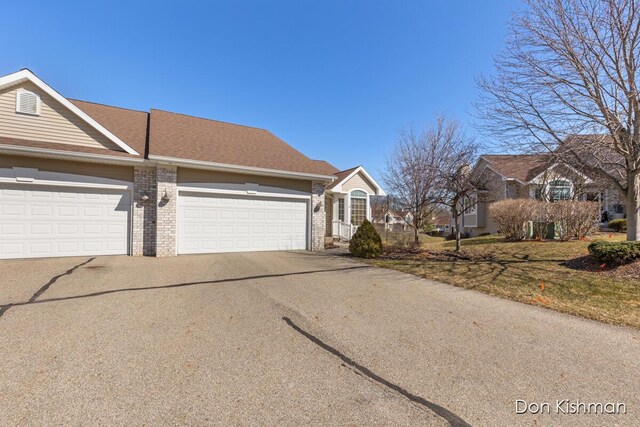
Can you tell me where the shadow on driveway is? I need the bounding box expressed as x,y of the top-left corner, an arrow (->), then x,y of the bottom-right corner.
0,265 -> 371,315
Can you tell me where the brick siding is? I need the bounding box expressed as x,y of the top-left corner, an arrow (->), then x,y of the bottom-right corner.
132,167 -> 157,256
155,166 -> 177,257
311,181 -> 326,251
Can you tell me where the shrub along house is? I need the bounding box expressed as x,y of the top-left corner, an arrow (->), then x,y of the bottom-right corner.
0,69 -> 381,259
459,153 -> 626,237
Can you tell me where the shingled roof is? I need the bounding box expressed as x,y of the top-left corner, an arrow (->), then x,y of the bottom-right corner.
480,154 -> 552,182
69,99 -> 148,157
325,166 -> 360,190
66,100 -> 338,176
146,109 -> 334,176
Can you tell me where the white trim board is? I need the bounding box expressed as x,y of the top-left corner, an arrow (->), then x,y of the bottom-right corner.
528,163 -> 593,184
328,166 -> 386,195
0,69 -> 139,155
177,184 -> 310,200
0,144 -> 145,166
0,166 -> 133,190
151,155 -> 335,182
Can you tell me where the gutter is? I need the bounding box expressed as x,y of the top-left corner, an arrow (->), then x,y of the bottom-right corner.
149,155 -> 336,182
0,145 -> 337,182
0,144 -> 146,166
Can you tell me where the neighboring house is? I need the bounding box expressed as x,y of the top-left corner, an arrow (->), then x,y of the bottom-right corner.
460,153 -> 626,237
372,209 -> 412,231
0,68 -> 372,259
431,213 -> 452,235
324,166 -> 386,240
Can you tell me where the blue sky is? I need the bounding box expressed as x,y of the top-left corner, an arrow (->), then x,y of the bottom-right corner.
1,0 -> 518,184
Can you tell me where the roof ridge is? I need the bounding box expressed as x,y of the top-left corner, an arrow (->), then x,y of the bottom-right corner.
150,108 -> 270,132
336,165 -> 361,174
69,98 -> 148,114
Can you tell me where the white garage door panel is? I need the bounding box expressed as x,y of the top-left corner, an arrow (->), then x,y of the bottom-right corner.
0,184 -> 131,259
178,192 -> 308,254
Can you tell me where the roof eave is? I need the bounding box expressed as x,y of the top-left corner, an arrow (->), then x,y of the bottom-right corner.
0,144 -> 145,166
148,155 -> 336,182
328,165 -> 386,196
0,69 -> 139,155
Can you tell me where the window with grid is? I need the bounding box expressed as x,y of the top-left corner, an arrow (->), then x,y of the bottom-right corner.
549,180 -> 571,202
350,190 -> 367,225
464,194 -> 477,214
338,198 -> 345,221
534,187 -> 543,200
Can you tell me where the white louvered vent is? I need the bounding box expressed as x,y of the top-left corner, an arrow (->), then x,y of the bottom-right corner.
16,90 -> 40,116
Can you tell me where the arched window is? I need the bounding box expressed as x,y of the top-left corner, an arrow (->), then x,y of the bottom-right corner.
549,180 -> 571,202
350,190 -> 368,225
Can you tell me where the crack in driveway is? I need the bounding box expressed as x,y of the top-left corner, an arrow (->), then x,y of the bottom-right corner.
0,257 -> 94,319
0,265 -> 369,312
282,316 -> 471,427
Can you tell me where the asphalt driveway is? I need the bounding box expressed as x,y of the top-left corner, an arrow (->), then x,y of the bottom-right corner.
1,250 -> 638,426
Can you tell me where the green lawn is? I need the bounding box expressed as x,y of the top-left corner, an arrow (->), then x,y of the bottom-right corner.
366,233 -> 640,328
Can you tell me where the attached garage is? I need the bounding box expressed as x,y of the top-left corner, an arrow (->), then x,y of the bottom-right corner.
0,184 -> 131,259
177,191 -> 309,254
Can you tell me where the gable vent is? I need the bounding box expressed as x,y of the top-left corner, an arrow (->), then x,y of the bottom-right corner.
16,90 -> 40,116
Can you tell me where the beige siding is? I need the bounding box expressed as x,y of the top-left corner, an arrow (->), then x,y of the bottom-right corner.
177,168 -> 312,193
342,171 -> 376,194
470,203 -> 499,236
506,181 -> 519,199
466,166 -> 504,236
0,82 -> 122,151
0,154 -> 133,182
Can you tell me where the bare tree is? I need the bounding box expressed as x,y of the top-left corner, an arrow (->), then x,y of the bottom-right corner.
435,131 -> 481,252
477,0 -> 640,241
382,119 -> 452,245
370,196 -> 390,225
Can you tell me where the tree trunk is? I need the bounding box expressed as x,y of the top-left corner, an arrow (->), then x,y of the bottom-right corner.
414,227 -> 419,246
453,208 -> 461,252
627,171 -> 640,241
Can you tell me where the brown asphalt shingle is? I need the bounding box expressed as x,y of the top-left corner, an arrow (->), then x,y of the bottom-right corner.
481,154 -> 551,182
325,166 -> 360,190
148,109 -> 334,176
310,160 -> 340,175
69,99 -> 148,157
5,95 -> 337,176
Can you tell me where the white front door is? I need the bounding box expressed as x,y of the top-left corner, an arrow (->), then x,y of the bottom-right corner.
0,184 -> 131,259
178,192 -> 308,254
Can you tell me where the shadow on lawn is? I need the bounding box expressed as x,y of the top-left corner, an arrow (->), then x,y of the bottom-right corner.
379,253 -> 569,291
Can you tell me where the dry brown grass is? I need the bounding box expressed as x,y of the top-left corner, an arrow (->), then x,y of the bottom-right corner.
366,232 -> 640,328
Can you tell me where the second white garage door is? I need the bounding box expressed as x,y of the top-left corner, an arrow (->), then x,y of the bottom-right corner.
178,192 -> 308,254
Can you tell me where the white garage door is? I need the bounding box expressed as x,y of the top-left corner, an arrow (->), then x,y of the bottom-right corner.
0,184 -> 131,259
178,192 -> 308,254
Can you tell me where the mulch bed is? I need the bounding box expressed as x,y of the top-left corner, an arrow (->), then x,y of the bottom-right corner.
564,255 -> 640,279
380,246 -> 494,262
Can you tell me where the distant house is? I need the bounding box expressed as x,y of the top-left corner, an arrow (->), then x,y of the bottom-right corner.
460,147 -> 626,237
372,209 -> 413,231
431,213 -> 452,235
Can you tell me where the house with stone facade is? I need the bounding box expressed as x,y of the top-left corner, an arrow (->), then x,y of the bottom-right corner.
460,153 -> 627,237
0,69 -> 382,259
